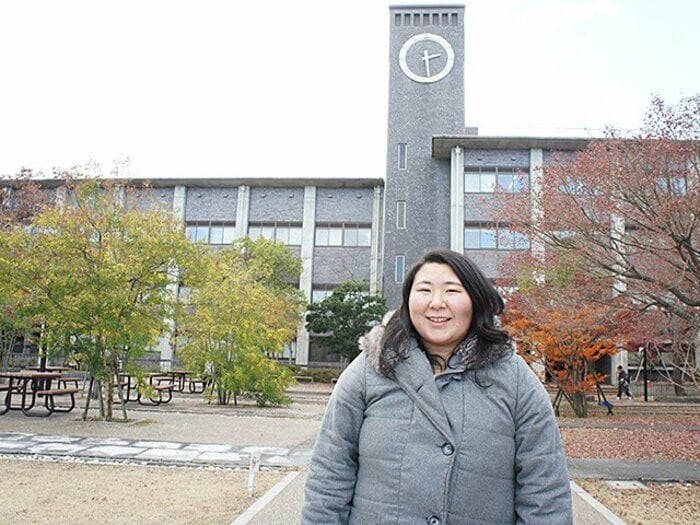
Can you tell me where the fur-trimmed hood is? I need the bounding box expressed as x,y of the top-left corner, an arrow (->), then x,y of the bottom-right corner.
358,311 -> 396,374
359,311 -> 512,376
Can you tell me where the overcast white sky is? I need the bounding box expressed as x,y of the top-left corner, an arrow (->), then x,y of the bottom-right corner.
1,0 -> 698,180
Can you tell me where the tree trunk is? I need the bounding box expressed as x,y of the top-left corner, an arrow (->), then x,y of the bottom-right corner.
562,390 -> 589,418
552,388 -> 564,417
82,377 -> 94,421
671,366 -> 687,396
96,379 -> 105,417
114,374 -> 128,421
570,393 -> 588,418
105,372 -> 114,421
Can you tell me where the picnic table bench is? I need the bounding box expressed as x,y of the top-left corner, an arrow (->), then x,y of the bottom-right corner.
35,384 -> 81,413
148,377 -> 175,405
116,373 -> 174,406
598,399 -> 614,415
187,375 -> 208,394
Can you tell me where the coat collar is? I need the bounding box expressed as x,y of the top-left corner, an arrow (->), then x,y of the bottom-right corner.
390,339 -> 455,442
359,315 -> 455,442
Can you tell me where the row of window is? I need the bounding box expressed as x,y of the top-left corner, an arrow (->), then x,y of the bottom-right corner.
248,224 -> 303,245
315,225 -> 371,247
311,287 -> 371,304
400,144 -> 685,197
393,226 -> 530,282
186,222 -> 531,252
465,171 -> 529,193
464,226 -> 530,250
185,223 -> 236,245
311,289 -> 334,303
559,176 -> 688,195
468,174 -> 688,195
185,222 -> 372,247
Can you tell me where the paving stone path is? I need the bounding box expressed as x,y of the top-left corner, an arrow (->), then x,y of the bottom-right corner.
0,431 -> 312,468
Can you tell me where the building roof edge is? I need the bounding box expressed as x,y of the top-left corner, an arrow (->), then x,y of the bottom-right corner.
432,135 -> 593,158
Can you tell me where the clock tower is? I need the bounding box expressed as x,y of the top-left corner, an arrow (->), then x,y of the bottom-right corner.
383,4 -> 465,306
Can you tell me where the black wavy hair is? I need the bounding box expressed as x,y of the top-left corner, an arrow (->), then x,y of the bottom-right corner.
379,249 -> 511,374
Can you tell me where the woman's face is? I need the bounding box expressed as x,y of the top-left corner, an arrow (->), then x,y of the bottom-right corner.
408,262 -> 473,359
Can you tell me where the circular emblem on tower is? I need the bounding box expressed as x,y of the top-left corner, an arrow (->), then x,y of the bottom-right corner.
398,33 -> 455,84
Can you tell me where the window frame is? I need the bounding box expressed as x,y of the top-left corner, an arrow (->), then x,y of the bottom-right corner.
398,143 -> 408,171
464,167 -> 529,194
395,255 -> 406,283
315,223 -> 372,247
185,220 -> 237,245
396,200 -> 406,229
248,222 -> 303,246
464,223 -> 530,250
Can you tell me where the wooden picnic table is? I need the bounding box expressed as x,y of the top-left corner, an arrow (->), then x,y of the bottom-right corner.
0,371 -> 78,417
24,365 -> 75,373
116,372 -> 175,406
163,369 -> 197,393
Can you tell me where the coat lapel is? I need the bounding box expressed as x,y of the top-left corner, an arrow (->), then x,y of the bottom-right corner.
392,342 -> 454,444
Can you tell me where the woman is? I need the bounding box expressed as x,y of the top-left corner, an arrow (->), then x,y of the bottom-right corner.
302,250 -> 572,524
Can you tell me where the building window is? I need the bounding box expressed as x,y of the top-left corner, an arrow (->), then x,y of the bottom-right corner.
464,168 -> 528,193
464,226 -> 496,249
248,222 -> 302,246
395,255 -> 406,283
558,177 -> 604,195
185,221 -> 236,245
656,176 -> 687,195
311,288 -> 335,303
396,201 -> 406,229
315,224 -> 371,247
464,224 -> 530,250
398,143 -> 408,171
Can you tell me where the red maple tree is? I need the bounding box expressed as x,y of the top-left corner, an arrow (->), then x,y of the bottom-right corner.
498,94 -> 700,391
501,256 -> 639,417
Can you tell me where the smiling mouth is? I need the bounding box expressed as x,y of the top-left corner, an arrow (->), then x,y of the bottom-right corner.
427,316 -> 450,323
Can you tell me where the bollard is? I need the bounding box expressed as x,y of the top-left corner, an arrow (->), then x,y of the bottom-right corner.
247,452 -> 260,497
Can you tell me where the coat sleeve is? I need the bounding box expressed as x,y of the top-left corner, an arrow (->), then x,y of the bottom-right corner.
513,358 -> 573,525
301,353 -> 367,524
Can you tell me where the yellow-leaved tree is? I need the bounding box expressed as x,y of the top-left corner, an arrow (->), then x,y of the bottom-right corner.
177,237 -> 306,406
0,177 -> 197,421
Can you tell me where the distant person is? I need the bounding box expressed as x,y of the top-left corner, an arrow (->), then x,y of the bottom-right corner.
617,365 -> 633,399
302,249 -> 572,524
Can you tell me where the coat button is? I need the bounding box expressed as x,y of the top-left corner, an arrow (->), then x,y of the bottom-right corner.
441,442 -> 454,456
426,515 -> 440,525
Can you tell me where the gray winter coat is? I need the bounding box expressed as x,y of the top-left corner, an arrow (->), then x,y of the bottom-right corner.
302,327 -> 572,524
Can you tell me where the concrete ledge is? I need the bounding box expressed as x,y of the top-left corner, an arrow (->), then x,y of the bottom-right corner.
232,471 -> 301,525
571,481 -> 627,525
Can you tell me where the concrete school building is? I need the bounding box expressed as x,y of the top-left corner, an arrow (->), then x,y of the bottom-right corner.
12,4 -> 625,377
